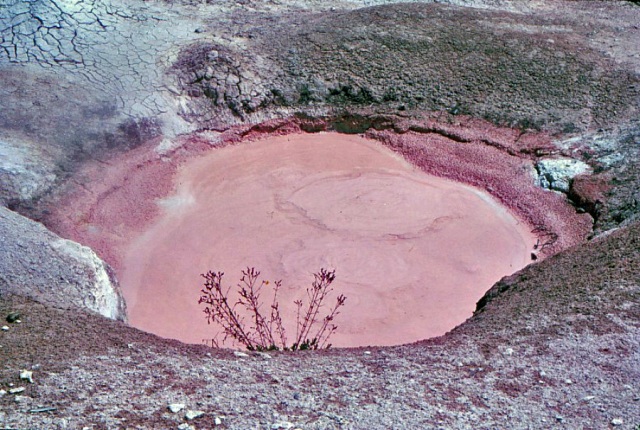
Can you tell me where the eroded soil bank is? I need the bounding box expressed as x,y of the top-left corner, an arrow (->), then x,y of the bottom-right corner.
121,133 -> 535,347
42,115 -> 593,346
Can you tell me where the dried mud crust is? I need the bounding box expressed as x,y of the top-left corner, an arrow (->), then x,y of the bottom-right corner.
173,2 -> 639,132
0,222 -> 638,429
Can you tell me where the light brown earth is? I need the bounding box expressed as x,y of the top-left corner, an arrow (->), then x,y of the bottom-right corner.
122,133 -> 535,347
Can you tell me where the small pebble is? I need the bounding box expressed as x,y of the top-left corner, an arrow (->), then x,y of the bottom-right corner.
0,389 -> 6,396
582,395 -> 596,401
168,403 -> 185,413
363,351 -> 371,355
271,422 -> 295,430
185,410 -> 205,420
6,312 -> 20,323
611,418 -> 623,426
178,424 -> 195,430
9,387 -> 25,394
1,326 -> 9,331
214,416 -> 223,425
234,351 -> 249,358
20,370 -> 34,383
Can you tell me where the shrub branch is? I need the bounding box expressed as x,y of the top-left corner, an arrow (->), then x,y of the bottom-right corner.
198,267 -> 345,351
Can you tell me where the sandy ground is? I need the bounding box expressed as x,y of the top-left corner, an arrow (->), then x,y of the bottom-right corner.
120,133 -> 535,347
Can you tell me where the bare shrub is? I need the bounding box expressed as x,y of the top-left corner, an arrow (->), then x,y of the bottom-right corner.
198,267 -> 346,351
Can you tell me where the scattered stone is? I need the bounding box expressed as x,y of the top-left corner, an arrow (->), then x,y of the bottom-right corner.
9,387 -> 25,394
611,418 -> 623,426
20,369 -> 34,383
234,351 -> 249,358
582,395 -> 596,401
1,326 -> 9,331
363,351 -> 372,355
565,379 -> 573,384
271,422 -> 295,429
504,347 -> 514,356
6,312 -> 20,323
14,395 -> 28,403
254,351 -> 272,359
168,403 -> 186,413
178,424 -> 195,430
214,416 -> 223,425
0,389 -> 6,396
184,410 -> 205,420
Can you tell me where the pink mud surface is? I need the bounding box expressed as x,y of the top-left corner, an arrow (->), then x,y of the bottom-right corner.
121,133 -> 535,347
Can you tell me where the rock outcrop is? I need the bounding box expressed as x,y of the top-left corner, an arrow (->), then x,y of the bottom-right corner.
0,206 -> 126,321
535,157 -> 591,193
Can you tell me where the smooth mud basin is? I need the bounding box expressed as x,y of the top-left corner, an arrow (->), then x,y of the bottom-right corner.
121,132 -> 536,348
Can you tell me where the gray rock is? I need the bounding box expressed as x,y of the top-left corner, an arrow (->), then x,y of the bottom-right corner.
535,158 -> 591,193
0,207 -> 127,321
611,418 -> 623,426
